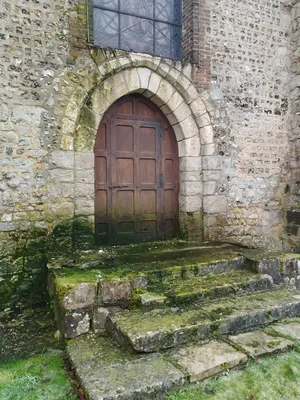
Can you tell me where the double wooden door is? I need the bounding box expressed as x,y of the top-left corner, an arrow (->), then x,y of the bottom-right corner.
94,94 -> 179,245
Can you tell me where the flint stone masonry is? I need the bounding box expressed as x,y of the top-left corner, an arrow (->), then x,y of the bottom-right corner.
286,1 -> 300,250
0,0 -> 300,307
203,0 -> 292,249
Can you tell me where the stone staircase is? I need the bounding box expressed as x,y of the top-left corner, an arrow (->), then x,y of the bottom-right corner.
47,241 -> 300,399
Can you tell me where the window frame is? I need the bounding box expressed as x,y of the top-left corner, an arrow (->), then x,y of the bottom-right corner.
87,0 -> 182,60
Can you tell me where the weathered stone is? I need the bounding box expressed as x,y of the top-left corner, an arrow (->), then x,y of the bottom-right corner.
148,72 -> 162,94
74,197 -> 94,215
181,181 -> 203,196
180,195 -> 202,212
178,136 -> 201,157
63,310 -> 92,339
140,293 -> 167,309
92,307 -> 110,333
200,125 -> 214,144
204,181 -> 217,195
48,169 -> 74,182
271,322 -> 300,340
0,104 -> 9,122
180,157 -> 202,172
203,196 -> 227,213
63,283 -> 96,311
168,341 -> 247,382
106,289 -> 300,353
46,202 -> 74,220
50,150 -> 74,169
132,276 -> 148,289
137,67 -> 151,89
173,102 -> 192,123
67,335 -> 184,400
74,152 -> 94,170
228,331 -> 293,358
100,280 -> 132,307
11,106 -> 44,125
202,156 -> 221,170
256,259 -> 282,284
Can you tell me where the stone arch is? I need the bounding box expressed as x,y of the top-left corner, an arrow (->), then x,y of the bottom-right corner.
60,57 -> 214,238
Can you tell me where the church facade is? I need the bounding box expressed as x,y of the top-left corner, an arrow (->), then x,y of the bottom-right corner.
0,0 -> 300,306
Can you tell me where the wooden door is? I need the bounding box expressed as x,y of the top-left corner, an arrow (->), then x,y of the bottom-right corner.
94,94 -> 179,245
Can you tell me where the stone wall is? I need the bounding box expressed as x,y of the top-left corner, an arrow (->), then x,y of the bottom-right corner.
0,0 -> 70,307
286,0 -> 300,250
202,0 -> 292,249
0,0 -> 298,308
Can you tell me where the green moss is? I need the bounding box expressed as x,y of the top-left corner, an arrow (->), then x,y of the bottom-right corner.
267,340 -> 282,348
79,106 -> 97,130
72,216 -> 94,236
280,254 -> 300,262
130,287 -> 146,308
52,269 -> 100,303
67,333 -> 139,366
112,289 -> 293,336
248,340 -> 260,348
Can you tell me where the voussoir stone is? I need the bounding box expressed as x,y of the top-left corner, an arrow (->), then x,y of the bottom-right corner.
168,341 -> 247,383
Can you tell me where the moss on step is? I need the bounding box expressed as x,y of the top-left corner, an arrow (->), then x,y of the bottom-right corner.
67,332 -> 140,366
149,269 -> 260,296
109,289 -> 296,336
48,241 -> 248,305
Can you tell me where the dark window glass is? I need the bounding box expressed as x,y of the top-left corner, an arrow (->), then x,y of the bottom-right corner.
155,23 -> 181,60
94,0 -> 118,11
90,0 -> 182,60
93,9 -> 119,48
155,0 -> 181,24
120,0 -> 153,19
120,15 -> 154,54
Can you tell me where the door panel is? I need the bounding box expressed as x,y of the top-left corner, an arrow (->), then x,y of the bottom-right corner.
95,94 -> 179,245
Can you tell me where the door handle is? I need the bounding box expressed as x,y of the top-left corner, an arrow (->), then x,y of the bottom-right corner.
109,185 -> 130,189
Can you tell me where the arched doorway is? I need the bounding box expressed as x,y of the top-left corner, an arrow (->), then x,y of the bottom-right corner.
94,94 -> 179,245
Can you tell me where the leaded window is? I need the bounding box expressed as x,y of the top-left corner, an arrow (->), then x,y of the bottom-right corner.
88,0 -> 182,60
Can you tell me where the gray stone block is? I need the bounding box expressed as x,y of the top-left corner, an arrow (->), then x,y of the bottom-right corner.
228,331 -> 293,358
168,341 -> 247,382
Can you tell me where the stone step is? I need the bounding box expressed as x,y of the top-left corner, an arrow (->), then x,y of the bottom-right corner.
67,334 -> 185,400
76,241 -> 242,267
67,321 -> 300,400
140,269 -> 273,309
48,242 -> 251,338
106,289 -> 300,353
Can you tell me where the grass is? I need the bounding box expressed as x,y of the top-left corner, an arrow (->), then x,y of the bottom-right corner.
0,353 -> 78,400
165,346 -> 300,400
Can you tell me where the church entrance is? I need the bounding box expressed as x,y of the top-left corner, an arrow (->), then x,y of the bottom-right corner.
94,94 -> 179,245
